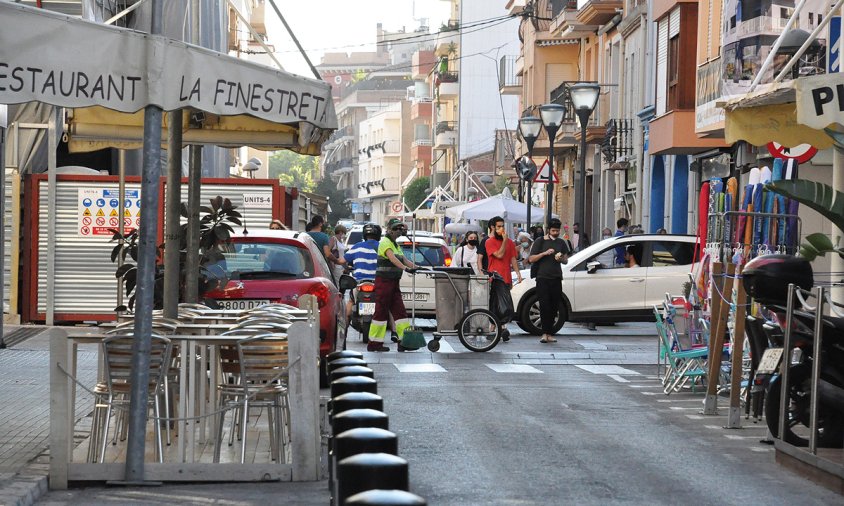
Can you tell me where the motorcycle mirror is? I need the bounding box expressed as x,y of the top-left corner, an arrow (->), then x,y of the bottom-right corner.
338,274 -> 357,293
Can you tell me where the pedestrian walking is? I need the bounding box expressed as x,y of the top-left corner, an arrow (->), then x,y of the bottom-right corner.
614,217 -> 629,266
516,232 -> 533,269
572,222 -> 590,252
452,231 -> 481,274
328,224 -> 349,282
528,218 -> 569,343
484,216 -> 522,286
368,218 -> 418,352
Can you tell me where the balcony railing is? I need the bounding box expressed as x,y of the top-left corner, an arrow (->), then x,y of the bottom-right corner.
435,71 -> 458,85
601,119 -> 635,164
435,121 -> 457,135
499,56 -> 522,89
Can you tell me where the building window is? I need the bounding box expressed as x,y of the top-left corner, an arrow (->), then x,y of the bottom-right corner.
667,35 -> 680,111
808,12 -> 814,25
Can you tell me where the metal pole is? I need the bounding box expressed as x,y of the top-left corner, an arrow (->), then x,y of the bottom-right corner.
809,286 -> 824,454
545,132 -> 556,230
576,110 -> 589,232
778,283 -> 795,442
0,123 -> 4,347
526,146 -> 533,229
163,112 -> 183,318
46,107 -> 60,326
185,0 -> 202,304
124,0 -> 163,484
117,151 -> 126,310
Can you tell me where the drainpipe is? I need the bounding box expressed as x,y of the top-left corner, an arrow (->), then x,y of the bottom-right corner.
637,6 -> 651,229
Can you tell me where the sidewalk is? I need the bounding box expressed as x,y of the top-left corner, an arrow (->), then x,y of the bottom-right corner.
0,326 -> 98,506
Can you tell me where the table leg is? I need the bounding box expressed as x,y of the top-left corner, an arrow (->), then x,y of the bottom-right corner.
186,339 -> 197,462
178,342 -> 188,463
208,346 -> 218,445
199,345 -> 207,443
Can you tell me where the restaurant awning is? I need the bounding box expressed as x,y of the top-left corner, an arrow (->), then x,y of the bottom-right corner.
0,2 -> 337,154
721,74 -> 844,150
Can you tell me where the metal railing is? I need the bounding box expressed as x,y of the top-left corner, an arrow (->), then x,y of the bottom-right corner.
601,118 -> 635,164
499,56 -> 522,89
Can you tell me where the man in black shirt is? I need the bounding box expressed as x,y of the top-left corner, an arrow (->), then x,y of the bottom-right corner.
527,218 -> 569,343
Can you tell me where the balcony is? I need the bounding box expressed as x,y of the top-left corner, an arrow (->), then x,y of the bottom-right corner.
250,0 -> 266,34
359,177 -> 401,197
649,110 -> 728,154
436,71 -> 459,98
411,101 -> 432,121
600,119 -> 635,164
499,56 -> 522,95
576,0 -> 623,26
323,125 -> 354,150
435,20 -> 460,56
435,121 -> 457,148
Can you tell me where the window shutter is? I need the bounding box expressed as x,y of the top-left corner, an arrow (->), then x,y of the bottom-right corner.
545,63 -> 573,102
656,18 -> 668,116
669,7 -> 681,38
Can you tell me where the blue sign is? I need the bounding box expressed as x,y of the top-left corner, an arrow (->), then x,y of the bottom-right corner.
82,198 -> 92,207
104,189 -> 139,199
96,198 -> 105,207
125,199 -> 132,208
829,16 -> 841,73
136,200 -> 142,208
109,199 -> 119,208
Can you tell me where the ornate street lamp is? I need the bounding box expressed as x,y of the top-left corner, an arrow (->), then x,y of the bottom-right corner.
568,82 -> 600,236
539,104 -> 565,229
518,116 -> 542,229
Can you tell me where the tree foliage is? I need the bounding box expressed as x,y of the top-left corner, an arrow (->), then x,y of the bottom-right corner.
315,176 -> 351,224
268,150 -> 318,192
404,176 -> 430,211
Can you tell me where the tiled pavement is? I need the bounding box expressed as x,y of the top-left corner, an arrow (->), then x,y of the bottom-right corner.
0,327 -> 98,506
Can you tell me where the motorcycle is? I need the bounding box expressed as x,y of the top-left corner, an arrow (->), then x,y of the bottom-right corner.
742,254 -> 844,447
349,279 -> 376,343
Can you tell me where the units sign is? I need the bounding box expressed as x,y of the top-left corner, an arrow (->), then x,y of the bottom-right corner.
242,193 -> 272,208
78,188 -> 140,237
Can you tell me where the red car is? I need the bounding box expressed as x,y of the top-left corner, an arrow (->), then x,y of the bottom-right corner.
203,230 -> 346,385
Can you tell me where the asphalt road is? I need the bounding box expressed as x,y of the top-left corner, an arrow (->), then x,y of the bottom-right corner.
36,323 -> 844,505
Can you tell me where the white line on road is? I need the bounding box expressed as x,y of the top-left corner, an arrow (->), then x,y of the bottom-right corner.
575,365 -> 641,375
669,406 -> 701,410
657,399 -> 702,403
750,447 -> 774,452
573,340 -> 608,351
640,391 -> 660,396
686,415 -> 706,419
628,384 -> 663,389
723,434 -> 766,440
608,375 -> 629,383
393,364 -> 447,373
435,338 -> 456,353
485,364 -> 543,374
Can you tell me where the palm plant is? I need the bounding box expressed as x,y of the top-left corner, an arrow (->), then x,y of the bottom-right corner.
766,179 -> 844,261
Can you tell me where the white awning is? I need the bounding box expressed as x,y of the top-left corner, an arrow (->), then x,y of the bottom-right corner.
0,3 -> 337,154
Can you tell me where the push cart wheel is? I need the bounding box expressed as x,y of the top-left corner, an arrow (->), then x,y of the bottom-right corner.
457,309 -> 501,352
427,339 -> 440,352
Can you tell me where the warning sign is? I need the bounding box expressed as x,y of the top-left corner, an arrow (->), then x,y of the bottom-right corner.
533,160 -> 559,184
78,188 -> 141,237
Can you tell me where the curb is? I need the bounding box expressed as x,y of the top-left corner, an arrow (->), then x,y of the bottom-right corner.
0,473 -> 48,506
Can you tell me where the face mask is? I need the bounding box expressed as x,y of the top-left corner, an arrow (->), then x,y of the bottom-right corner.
602,234 -> 611,239
468,239 -> 479,246
521,242 -> 530,248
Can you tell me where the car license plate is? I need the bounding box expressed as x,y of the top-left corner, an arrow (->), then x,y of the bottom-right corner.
401,293 -> 427,302
217,299 -> 271,311
756,348 -> 783,375
358,302 -> 375,315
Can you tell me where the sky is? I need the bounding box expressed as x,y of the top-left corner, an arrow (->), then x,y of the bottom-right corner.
265,1 -> 452,77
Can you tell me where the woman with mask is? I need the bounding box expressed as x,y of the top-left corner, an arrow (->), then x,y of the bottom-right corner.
453,231 -> 481,274
517,232 -> 533,269
328,224 -> 348,284
596,227 -> 615,268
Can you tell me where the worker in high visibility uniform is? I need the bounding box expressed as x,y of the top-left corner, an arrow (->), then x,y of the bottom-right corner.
367,218 -> 418,352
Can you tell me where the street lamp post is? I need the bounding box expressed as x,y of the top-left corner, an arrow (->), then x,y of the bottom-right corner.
518,116 -> 541,231
539,104 -> 565,230
568,83 -> 601,238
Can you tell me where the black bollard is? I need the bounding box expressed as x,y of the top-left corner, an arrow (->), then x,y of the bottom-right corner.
328,350 -> 364,362
330,365 -> 375,383
330,376 -> 377,399
346,489 -> 427,505
332,392 -> 383,419
332,409 -> 389,437
337,453 -> 408,504
328,357 -> 368,377
332,427 -> 398,505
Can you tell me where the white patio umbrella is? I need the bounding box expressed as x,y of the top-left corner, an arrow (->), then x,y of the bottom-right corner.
445,187 -> 555,223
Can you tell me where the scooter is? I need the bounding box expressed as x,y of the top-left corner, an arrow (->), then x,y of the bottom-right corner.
349,279 -> 376,343
743,254 -> 844,448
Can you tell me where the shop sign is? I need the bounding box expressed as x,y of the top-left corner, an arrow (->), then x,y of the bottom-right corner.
796,73 -> 844,130
766,142 -> 818,163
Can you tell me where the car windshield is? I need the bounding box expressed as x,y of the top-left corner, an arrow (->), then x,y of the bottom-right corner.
209,241 -> 314,280
346,231 -> 363,247
400,244 -> 446,267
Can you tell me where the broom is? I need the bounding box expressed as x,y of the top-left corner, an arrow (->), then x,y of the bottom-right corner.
401,211 -> 426,350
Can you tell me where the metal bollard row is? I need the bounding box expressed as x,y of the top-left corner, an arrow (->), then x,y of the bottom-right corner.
325,352 -> 426,505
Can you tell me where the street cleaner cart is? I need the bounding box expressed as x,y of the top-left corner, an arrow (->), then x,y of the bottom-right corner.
422,267 -> 502,352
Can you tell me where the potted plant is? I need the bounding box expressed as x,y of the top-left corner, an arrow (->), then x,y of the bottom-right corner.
767,179 -> 844,261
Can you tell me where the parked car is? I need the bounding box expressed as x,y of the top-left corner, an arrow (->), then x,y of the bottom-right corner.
202,230 -> 345,384
511,234 -> 698,335
397,234 -> 452,317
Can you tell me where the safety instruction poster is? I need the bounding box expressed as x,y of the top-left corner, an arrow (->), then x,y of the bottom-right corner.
77,188 -> 141,237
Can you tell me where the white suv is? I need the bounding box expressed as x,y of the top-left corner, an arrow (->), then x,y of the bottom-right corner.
396,234 -> 452,317
510,234 -> 697,335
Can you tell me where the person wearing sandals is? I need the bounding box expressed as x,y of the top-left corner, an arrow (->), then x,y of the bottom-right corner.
527,218 -> 569,343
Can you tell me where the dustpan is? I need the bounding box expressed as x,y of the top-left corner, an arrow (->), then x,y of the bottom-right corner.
401,210 -> 426,351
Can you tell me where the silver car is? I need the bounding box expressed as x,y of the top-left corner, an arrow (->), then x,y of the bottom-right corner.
396,234 -> 453,317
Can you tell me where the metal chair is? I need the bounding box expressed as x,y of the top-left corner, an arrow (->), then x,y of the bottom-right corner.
214,334 -> 290,463
88,333 -> 172,463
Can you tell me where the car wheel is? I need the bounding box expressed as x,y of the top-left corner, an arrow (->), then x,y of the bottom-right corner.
518,291 -> 566,336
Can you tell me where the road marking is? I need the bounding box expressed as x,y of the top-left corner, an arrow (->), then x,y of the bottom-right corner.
640,391 -> 660,396
628,384 -> 662,388
574,365 -> 641,375
573,340 -> 608,351
657,399 -> 701,403
608,375 -> 629,383
669,406 -> 700,410
750,447 -> 774,452
723,434 -> 765,440
686,415 -> 706,420
485,364 -> 543,374
393,364 -> 447,373
435,338 -> 456,353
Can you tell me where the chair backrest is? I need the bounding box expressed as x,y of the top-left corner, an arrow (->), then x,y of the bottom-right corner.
228,320 -> 291,333
236,335 -> 289,393
102,334 -> 172,394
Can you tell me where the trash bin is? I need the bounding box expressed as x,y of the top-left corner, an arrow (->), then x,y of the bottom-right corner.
467,275 -> 491,311
432,269 -> 471,332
